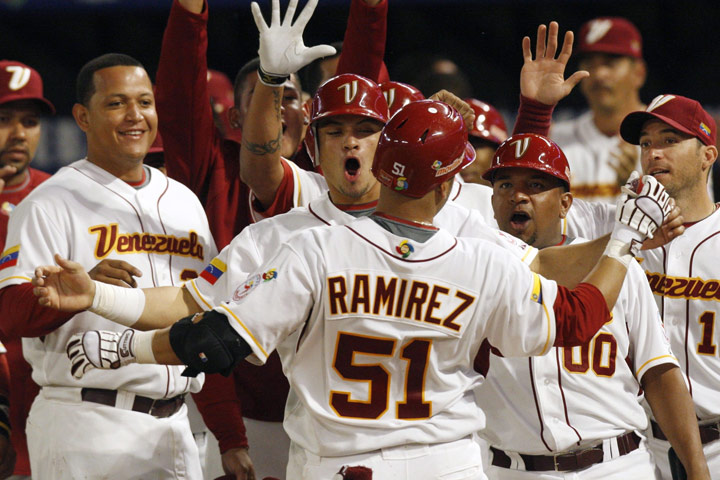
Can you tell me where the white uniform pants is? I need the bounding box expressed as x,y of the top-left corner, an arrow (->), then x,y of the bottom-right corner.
486,447 -> 656,479
26,387 -> 202,480
287,434 -> 486,480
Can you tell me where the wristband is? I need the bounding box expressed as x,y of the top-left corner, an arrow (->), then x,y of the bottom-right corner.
132,330 -> 157,364
603,238 -> 634,268
257,67 -> 289,87
89,281 -> 145,327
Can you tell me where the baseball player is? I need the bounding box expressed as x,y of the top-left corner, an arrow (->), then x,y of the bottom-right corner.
380,80 -> 424,116
0,53 -> 216,479
477,132 -> 709,479
550,17 -> 646,203
619,94 -> 720,479
36,99 -> 669,479
0,59 -> 54,480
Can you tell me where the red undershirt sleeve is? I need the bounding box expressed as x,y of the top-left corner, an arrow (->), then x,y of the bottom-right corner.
191,373 -> 248,452
252,159 -> 295,218
0,284 -> 76,341
552,282 -> 610,347
512,94 -> 555,137
336,0 -> 389,83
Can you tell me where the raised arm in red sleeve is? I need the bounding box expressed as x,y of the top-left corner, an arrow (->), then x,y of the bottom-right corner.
0,284 -> 74,340
155,0 -> 252,249
552,282 -> 610,347
336,0 -> 390,83
512,94 -> 555,137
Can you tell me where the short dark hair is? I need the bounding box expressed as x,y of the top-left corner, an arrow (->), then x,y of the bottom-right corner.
300,41 -> 343,97
233,58 -> 261,105
76,53 -> 144,106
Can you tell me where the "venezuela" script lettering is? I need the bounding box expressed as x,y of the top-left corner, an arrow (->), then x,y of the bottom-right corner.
89,224 -> 204,261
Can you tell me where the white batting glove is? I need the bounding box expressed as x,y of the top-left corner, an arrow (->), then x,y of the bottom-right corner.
66,329 -> 137,379
606,171 -> 672,264
251,0 -> 336,85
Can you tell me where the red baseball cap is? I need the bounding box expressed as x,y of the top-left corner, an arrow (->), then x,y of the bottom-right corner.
620,94 -> 716,147
0,60 -> 55,114
577,17 -> 642,59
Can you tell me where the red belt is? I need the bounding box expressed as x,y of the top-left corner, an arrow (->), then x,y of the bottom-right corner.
652,419 -> 720,445
491,431 -> 640,472
81,388 -> 184,419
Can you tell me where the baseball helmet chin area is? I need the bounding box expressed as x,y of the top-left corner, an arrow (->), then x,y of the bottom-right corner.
372,99 -> 475,198
304,73 -> 389,166
483,133 -> 571,189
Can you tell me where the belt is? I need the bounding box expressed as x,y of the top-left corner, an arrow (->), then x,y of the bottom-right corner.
491,431 -> 640,472
652,419 -> 720,445
80,388 -> 184,419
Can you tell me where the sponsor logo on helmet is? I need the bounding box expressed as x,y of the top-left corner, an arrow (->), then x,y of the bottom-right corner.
433,156 -> 462,177
394,177 -> 409,191
338,80 -> 359,104
395,240 -> 414,258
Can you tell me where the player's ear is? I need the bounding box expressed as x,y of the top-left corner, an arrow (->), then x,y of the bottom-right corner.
632,59 -> 647,89
559,191 -> 573,219
72,103 -> 91,133
228,106 -> 242,129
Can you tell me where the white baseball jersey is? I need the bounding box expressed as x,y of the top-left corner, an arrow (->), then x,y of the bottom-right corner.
188,194 -> 538,313
476,237 -> 677,455
450,178 -> 496,224
250,159 -> 328,222
0,159 -> 215,397
639,206 -> 720,421
212,216 -> 559,457
562,198 -> 616,241
552,112 -> 641,203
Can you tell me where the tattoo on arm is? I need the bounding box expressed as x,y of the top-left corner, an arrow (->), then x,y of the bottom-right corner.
243,129 -> 282,156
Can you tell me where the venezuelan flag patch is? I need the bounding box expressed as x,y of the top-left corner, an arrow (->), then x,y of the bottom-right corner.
0,245 -> 19,272
199,257 -> 226,285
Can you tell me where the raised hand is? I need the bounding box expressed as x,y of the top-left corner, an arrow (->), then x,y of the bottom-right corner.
429,90 -> 475,132
520,21 -> 589,105
251,0 -> 337,78
66,329 -> 137,379
32,254 -> 95,311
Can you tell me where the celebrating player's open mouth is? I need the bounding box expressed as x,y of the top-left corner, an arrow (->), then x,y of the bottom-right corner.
344,156 -> 360,182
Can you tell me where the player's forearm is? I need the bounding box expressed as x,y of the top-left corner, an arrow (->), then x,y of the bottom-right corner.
151,328 -> 183,365
239,81 -> 285,209
579,255 -> 627,310
643,364 -> 711,480
533,234 -> 609,288
134,286 -> 202,330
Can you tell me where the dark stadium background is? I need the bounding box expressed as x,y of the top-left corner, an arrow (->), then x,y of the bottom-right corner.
1,0 -> 718,170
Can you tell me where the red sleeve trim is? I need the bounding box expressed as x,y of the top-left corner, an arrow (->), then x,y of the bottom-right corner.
191,373 -> 249,451
512,94 -> 555,137
252,159 -> 295,218
552,282 -> 610,347
0,284 -> 75,340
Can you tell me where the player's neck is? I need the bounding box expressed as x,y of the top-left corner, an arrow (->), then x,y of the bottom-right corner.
3,167 -> 29,188
675,187 -> 716,224
592,98 -> 644,137
375,191 -> 437,226
87,153 -> 145,183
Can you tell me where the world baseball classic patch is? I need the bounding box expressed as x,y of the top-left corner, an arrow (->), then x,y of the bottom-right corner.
232,268 -> 278,302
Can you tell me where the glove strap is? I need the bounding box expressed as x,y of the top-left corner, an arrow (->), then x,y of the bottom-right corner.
257,67 -> 290,87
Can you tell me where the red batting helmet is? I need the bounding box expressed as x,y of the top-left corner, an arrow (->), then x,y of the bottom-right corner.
0,60 -> 55,114
305,73 -> 389,165
482,133 -> 570,188
465,98 -> 508,146
380,81 -> 425,116
372,100 -> 475,198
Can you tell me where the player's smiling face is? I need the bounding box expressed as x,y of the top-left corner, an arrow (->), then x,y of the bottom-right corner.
316,114 -> 383,204
77,65 -> 157,174
491,168 -> 572,249
639,119 -> 713,199
0,100 -> 42,181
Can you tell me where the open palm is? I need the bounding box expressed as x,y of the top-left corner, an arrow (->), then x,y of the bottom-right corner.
32,254 -> 95,312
